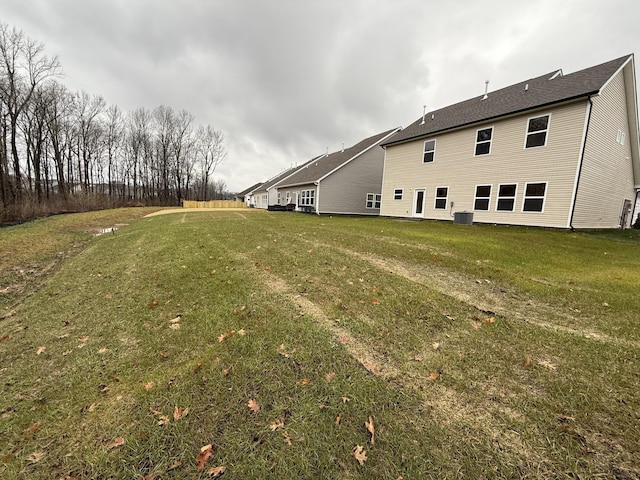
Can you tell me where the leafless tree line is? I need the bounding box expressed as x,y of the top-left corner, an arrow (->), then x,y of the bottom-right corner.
0,22 -> 227,223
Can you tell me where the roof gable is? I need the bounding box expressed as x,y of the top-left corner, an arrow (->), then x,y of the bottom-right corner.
383,55 -> 633,147
278,128 -> 400,187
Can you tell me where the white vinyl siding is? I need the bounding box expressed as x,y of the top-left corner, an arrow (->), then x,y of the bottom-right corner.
380,102 -> 588,227
572,66 -> 637,228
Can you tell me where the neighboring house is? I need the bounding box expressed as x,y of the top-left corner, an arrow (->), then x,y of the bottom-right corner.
249,158 -> 318,210
275,128 -> 401,215
234,182 -> 263,205
380,54 -> 640,229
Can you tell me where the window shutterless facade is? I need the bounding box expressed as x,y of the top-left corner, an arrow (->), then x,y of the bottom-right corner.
366,193 -> 382,209
285,192 -> 291,204
434,187 -> 448,209
423,139 -> 436,163
473,185 -> 491,211
474,127 -> 493,155
300,189 -> 315,206
393,189 -> 403,200
525,114 -> 550,148
522,182 -> 547,212
496,184 -> 517,211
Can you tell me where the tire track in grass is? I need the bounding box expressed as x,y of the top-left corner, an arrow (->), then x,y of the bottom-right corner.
300,238 -> 638,349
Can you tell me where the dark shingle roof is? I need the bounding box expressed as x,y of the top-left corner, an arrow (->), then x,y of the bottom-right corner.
382,55 -> 632,147
278,128 -> 400,187
236,182 -> 263,196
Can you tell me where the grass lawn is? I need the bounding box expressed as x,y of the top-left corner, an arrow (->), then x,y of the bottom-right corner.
1,208 -> 639,479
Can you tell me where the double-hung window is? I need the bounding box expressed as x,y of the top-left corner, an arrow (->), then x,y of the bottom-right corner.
525,115 -> 550,148
522,182 -> 547,212
474,185 -> 491,211
423,140 -> 436,163
285,192 -> 291,204
366,193 -> 382,209
301,189 -> 315,206
434,187 -> 448,209
496,184 -> 517,211
475,127 -> 493,155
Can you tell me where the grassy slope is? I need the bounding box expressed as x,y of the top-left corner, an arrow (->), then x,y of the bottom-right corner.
1,210 -> 638,479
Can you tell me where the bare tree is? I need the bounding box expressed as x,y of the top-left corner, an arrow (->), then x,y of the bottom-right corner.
0,22 -> 61,203
195,125 -> 226,201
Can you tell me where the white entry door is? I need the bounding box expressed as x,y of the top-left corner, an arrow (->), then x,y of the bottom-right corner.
413,189 -> 426,217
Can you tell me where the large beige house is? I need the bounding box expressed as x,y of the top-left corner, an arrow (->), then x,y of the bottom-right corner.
380,55 -> 640,229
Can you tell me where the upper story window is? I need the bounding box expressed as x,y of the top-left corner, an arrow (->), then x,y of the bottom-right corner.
393,189 -> 403,200
496,183 -> 517,211
522,182 -> 547,212
423,139 -> 436,163
474,185 -> 491,211
525,115 -> 549,148
475,127 -> 493,155
434,187 -> 448,209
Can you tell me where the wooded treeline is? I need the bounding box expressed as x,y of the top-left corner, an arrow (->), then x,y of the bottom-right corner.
0,22 -> 228,223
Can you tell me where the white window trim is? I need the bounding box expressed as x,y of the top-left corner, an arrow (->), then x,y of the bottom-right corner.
434,186 -> 449,210
423,139 -> 436,163
521,181 -> 548,213
473,184 -> 492,211
524,113 -> 551,149
393,188 -> 403,200
496,183 -> 518,212
285,191 -> 291,204
300,189 -> 315,206
366,193 -> 382,209
474,126 -> 493,156
277,192 -> 281,204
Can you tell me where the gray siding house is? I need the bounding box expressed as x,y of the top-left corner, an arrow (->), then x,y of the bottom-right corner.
275,128 -> 401,215
380,55 -> 640,229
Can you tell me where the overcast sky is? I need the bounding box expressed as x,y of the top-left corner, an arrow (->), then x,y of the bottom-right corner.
2,0 -> 639,192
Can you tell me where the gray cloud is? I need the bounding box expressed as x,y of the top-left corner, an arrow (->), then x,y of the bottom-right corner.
2,0 -> 639,191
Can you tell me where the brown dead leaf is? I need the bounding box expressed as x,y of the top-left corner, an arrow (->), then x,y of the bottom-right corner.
168,460 -> 182,471
351,445 -> 367,465
248,399 -> 260,413
471,321 -> 482,330
269,418 -> 285,431
325,371 -> 336,382
297,378 -> 310,386
148,300 -> 159,308
173,406 -> 190,421
365,416 -> 375,444
196,444 -> 214,471
432,342 -> 441,351
335,414 -> 341,425
484,316 -> 496,326
143,381 -> 154,391
23,422 -> 42,438
223,367 -> 231,377
414,355 -> 423,362
62,349 -> 73,356
1,334 -> 11,342
170,315 -> 181,323
372,285 -> 378,292
371,297 -> 380,305
342,396 -> 351,403
27,451 -> 44,463
87,402 -> 99,412
338,336 -> 350,344
169,323 -> 181,330
36,346 -> 46,355
283,432 -> 292,446
97,347 -> 108,354
523,356 -> 532,367
107,436 -> 125,449
193,363 -> 203,374
207,465 -> 226,477
428,371 -> 440,381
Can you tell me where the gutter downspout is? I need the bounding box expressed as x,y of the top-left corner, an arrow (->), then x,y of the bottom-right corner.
569,97 -> 594,230
315,181 -> 320,215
